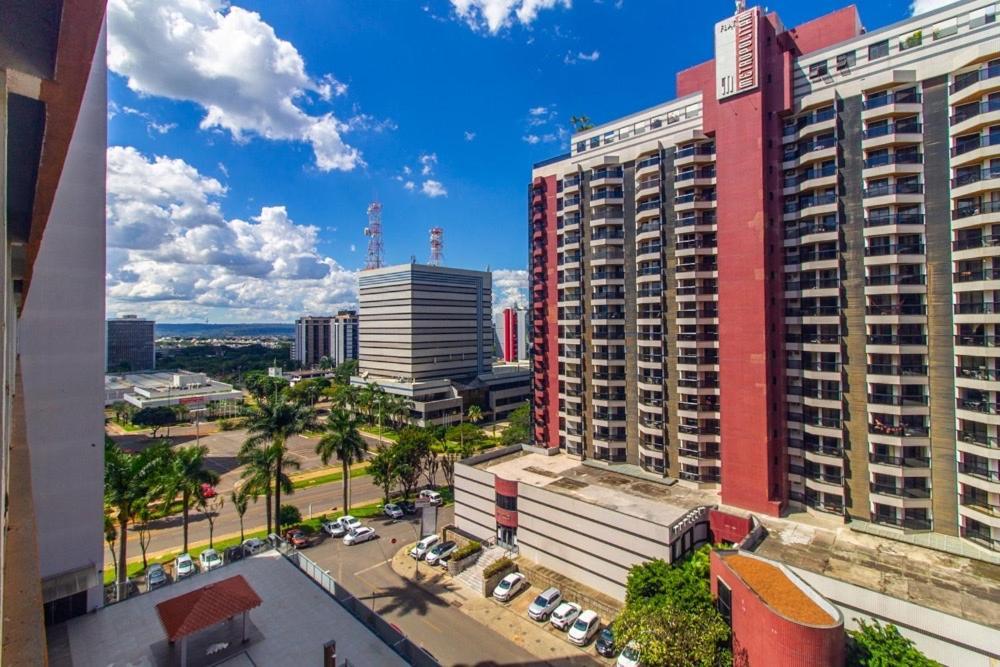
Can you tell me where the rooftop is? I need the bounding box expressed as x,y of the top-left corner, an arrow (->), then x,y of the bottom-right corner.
481,451 -> 719,527
752,514 -> 1000,630
721,553 -> 836,626
48,551 -> 406,667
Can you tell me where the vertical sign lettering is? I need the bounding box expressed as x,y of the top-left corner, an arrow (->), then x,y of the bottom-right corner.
715,7 -> 759,100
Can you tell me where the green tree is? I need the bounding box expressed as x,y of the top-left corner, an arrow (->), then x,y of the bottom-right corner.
159,444 -> 220,553
316,409 -> 367,514
131,406 -> 176,438
437,437 -> 475,492
104,514 -> 119,584
231,486 -> 251,543
500,403 -> 531,445
369,444 -> 397,504
395,427 -> 433,499
240,397 -> 314,535
847,619 -> 940,667
104,440 -> 167,596
466,404 -> 483,426
134,506 -> 154,571
318,355 -> 333,370
613,599 -> 730,667
333,359 -> 358,386
197,489 -> 224,548
570,115 -> 594,131
626,546 -> 714,612
279,504 -> 302,529
243,371 -> 289,403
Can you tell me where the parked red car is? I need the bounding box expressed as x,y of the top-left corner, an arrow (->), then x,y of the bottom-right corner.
285,529 -> 309,548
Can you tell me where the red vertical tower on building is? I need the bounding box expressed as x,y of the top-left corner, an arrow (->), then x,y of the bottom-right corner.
677,6 -> 861,515
502,308 -> 518,363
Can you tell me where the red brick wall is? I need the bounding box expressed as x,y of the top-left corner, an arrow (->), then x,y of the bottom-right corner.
711,552 -> 845,667
709,510 -> 753,545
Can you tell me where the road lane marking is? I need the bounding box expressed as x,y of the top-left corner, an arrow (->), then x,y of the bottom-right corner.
353,559 -> 391,576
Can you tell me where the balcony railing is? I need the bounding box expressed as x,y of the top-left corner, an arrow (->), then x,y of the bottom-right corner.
864,213 -> 924,227
868,393 -> 929,406
868,422 -> 929,437
867,363 -> 927,376
959,462 -> 1000,482
863,92 -> 921,109
864,273 -> 924,286
871,514 -> 932,530
863,152 -> 922,168
865,304 -> 926,316
961,526 -> 1000,551
870,483 -> 930,498
866,334 -> 927,346
957,430 -> 999,448
957,398 -> 1000,414
953,201 -> 1000,221
869,453 -> 930,467
951,64 -> 1000,93
862,182 -> 923,197
952,133 -> 1000,157
863,122 -> 922,138
864,243 -> 925,257
955,302 -> 1000,315
955,334 -> 1000,347
952,167 -> 1000,188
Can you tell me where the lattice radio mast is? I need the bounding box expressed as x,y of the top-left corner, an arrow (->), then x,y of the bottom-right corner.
429,227 -> 444,266
364,201 -> 384,270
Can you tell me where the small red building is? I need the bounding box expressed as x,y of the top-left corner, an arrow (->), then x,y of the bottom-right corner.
711,550 -> 845,667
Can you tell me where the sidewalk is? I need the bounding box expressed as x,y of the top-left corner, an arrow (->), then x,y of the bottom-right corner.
389,545 -> 606,665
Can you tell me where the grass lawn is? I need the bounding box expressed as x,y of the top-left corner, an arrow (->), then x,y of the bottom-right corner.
291,464 -> 369,490
110,419 -> 146,432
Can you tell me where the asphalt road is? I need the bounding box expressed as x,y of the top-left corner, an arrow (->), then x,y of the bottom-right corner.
303,507 -> 543,667
108,426 -> 392,562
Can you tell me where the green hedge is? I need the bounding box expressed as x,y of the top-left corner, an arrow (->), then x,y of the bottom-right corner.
483,556 -> 513,579
451,541 -> 482,561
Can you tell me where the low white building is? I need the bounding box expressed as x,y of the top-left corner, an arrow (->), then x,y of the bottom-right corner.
106,371 -> 243,413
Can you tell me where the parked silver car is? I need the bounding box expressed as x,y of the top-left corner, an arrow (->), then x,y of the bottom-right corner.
527,587 -> 562,621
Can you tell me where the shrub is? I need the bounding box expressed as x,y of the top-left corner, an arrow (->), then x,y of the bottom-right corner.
217,418 -> 237,431
278,504 -> 302,528
483,557 -> 514,579
451,541 -> 482,561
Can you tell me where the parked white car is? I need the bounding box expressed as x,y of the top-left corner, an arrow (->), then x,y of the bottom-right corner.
242,538 -> 266,555
418,489 -> 443,506
527,587 -> 562,621
568,610 -> 600,645
409,535 -> 440,560
424,540 -> 457,566
550,602 -> 582,631
383,503 -> 404,520
617,641 -> 641,667
343,526 -> 377,545
174,553 -> 195,579
492,572 -> 526,602
198,548 -> 223,571
325,515 -> 362,537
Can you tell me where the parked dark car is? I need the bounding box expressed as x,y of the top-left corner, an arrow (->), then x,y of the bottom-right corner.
596,626 -> 616,657
398,500 -> 417,515
224,545 -> 245,564
286,529 -> 310,548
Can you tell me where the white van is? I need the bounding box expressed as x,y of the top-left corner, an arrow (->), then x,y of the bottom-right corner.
409,534 -> 440,560
419,489 -> 443,506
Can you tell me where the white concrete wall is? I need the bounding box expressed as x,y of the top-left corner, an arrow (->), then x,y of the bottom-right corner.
18,26 -> 106,611
454,464 -> 496,539
790,565 -> 1000,667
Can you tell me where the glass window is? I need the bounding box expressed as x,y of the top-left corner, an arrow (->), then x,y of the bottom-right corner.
809,61 -> 828,79
496,493 -> 517,511
836,51 -> 856,70
717,580 -> 732,624
933,17 -> 958,39
969,4 -> 998,29
898,30 -> 923,51
869,40 -> 889,60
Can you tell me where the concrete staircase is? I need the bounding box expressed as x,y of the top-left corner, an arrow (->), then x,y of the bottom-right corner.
454,546 -> 508,595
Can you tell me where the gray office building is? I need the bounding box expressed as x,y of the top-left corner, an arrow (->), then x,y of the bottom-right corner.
358,264 -> 492,382
106,315 -> 155,372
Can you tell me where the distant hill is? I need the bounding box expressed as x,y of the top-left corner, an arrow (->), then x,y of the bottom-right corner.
156,323 -> 294,338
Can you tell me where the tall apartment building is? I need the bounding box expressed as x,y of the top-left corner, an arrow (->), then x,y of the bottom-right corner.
331,309 -> 359,366
530,1 -> 1000,553
2,0 -> 107,656
106,315 -> 155,372
293,310 -> 359,368
495,307 -> 520,362
358,264 -> 492,382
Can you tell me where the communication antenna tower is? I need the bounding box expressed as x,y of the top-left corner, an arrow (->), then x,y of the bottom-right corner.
364,201 -> 384,270
429,227 -> 444,266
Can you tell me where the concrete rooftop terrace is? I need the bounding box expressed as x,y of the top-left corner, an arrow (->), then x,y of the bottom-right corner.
481,450 -> 720,527
753,514 -> 1000,630
48,551 -> 406,667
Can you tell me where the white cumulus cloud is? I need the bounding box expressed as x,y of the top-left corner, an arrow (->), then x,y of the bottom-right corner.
421,180 -> 448,197
106,146 -> 358,322
449,0 -> 571,34
108,0 -> 362,172
492,269 -> 528,309
911,0 -> 952,14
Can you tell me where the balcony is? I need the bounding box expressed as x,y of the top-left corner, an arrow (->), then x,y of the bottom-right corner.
866,363 -> 927,376
951,64 -> 1000,94
961,526 -> 1000,551
864,243 -> 925,258
869,483 -> 930,499
957,430 -> 999,449
955,334 -> 1000,348
957,397 -> 1000,415
868,422 -> 929,438
864,213 -> 924,228
680,470 -> 721,483
952,201 -> 1000,222
867,393 -> 929,407
862,182 -> 923,198
863,152 -> 922,170
869,453 -> 930,468
959,462 -> 1000,483
871,514 -> 933,531
863,122 -> 922,140
863,91 -> 921,110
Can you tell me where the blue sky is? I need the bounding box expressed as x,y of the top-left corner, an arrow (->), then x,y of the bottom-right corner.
107,0 -> 929,323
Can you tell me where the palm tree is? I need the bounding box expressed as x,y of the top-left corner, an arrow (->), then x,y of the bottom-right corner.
316,409 -> 367,514
241,397 -> 315,535
159,444 -> 219,553
238,446 -> 274,534
467,405 -> 483,427
104,440 -> 166,597
231,486 -> 250,543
